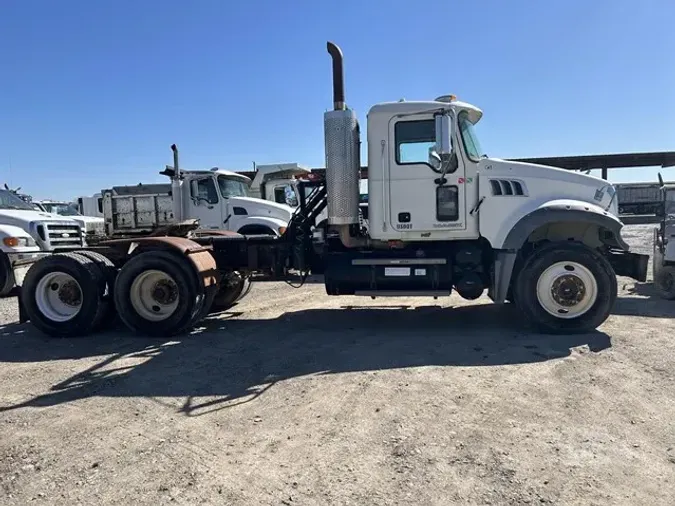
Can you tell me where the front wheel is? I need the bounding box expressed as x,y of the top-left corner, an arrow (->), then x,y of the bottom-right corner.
513,243 -> 617,334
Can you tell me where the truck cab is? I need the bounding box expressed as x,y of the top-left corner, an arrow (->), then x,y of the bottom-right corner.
249,163 -> 311,206
183,169 -> 293,235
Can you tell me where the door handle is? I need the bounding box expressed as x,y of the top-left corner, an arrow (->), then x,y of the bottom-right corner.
207,205 -> 214,209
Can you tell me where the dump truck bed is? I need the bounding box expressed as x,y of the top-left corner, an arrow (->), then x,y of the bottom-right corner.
101,184 -> 174,235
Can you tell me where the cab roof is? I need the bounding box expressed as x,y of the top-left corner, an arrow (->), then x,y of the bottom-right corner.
368,99 -> 483,124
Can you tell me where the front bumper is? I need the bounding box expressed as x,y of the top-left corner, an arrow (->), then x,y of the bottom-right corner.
605,249 -> 649,282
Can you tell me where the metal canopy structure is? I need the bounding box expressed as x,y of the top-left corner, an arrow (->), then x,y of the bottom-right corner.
512,151 -> 675,179
237,151 -> 675,181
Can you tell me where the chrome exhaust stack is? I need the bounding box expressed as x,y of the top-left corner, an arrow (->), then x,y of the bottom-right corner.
323,41 -> 363,246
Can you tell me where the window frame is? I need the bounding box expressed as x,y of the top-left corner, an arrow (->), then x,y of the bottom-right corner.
394,119 -> 437,168
194,177 -> 219,205
458,110 -> 482,163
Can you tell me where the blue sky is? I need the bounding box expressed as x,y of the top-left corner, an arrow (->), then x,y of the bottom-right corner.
1,0 -> 674,200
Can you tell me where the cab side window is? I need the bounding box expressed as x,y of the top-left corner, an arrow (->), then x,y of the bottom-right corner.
196,178 -> 219,204
395,120 -> 435,165
273,186 -> 286,204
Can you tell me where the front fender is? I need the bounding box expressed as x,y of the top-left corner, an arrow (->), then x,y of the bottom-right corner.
236,216 -> 287,235
501,199 -> 628,251
490,200 -> 636,304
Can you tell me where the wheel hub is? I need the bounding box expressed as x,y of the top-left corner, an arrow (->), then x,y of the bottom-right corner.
551,274 -> 586,307
151,280 -> 178,305
55,280 -> 82,307
129,270 -> 180,322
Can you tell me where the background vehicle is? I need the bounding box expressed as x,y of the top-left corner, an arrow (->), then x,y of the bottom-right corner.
615,182 -> 668,215
75,194 -> 104,218
101,163 -> 292,237
37,200 -> 105,237
15,41 -> 648,337
247,163 -> 370,231
652,175 -> 675,299
0,188 -> 85,296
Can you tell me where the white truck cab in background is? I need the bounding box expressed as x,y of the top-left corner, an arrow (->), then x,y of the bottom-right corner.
249,163 -> 311,206
248,162 -> 370,230
0,189 -> 85,296
37,200 -> 105,237
76,194 -> 104,218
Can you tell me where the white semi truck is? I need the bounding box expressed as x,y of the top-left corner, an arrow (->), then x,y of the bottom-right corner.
14,41 -> 647,337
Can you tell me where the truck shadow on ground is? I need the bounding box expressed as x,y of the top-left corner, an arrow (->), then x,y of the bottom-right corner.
612,282 -> 675,318
0,303 -> 611,416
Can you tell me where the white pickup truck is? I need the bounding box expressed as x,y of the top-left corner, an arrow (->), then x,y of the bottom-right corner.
0,188 -> 85,296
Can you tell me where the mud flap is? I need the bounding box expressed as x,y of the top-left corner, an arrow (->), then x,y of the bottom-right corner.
17,287 -> 29,324
605,249 -> 649,282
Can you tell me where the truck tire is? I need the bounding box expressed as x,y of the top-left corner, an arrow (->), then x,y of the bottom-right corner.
21,253 -> 108,337
73,250 -> 118,324
513,243 -> 616,334
0,252 -> 15,297
654,265 -> 675,300
114,251 -> 205,337
209,275 -> 248,314
237,225 -> 276,236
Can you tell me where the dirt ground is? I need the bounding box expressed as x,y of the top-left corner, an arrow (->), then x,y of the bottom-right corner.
1,225 -> 674,505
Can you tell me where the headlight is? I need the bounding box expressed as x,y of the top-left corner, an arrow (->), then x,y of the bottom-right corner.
3,236 -> 37,247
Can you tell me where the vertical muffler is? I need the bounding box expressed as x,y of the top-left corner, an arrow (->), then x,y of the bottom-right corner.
324,41 -> 361,227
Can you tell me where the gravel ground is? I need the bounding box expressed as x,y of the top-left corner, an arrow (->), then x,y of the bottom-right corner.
1,225 -> 674,505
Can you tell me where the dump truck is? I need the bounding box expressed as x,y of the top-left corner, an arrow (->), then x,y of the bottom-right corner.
14,41 -> 648,337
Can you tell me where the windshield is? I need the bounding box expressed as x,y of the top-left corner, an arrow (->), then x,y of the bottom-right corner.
458,110 -> 484,162
0,189 -> 38,210
41,203 -> 81,216
217,175 -> 250,198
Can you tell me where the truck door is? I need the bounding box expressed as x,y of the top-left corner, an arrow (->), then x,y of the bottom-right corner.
388,116 -> 466,235
189,176 -> 223,230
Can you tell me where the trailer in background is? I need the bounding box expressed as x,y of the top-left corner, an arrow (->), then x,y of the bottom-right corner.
614,181 -> 670,216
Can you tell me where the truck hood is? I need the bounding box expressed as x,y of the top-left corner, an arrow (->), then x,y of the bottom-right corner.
0,209 -> 80,227
68,215 -> 105,233
229,196 -> 294,222
479,158 -> 617,213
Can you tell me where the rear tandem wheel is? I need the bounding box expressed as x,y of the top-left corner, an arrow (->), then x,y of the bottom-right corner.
20,253 -> 110,337
113,250 -> 207,337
